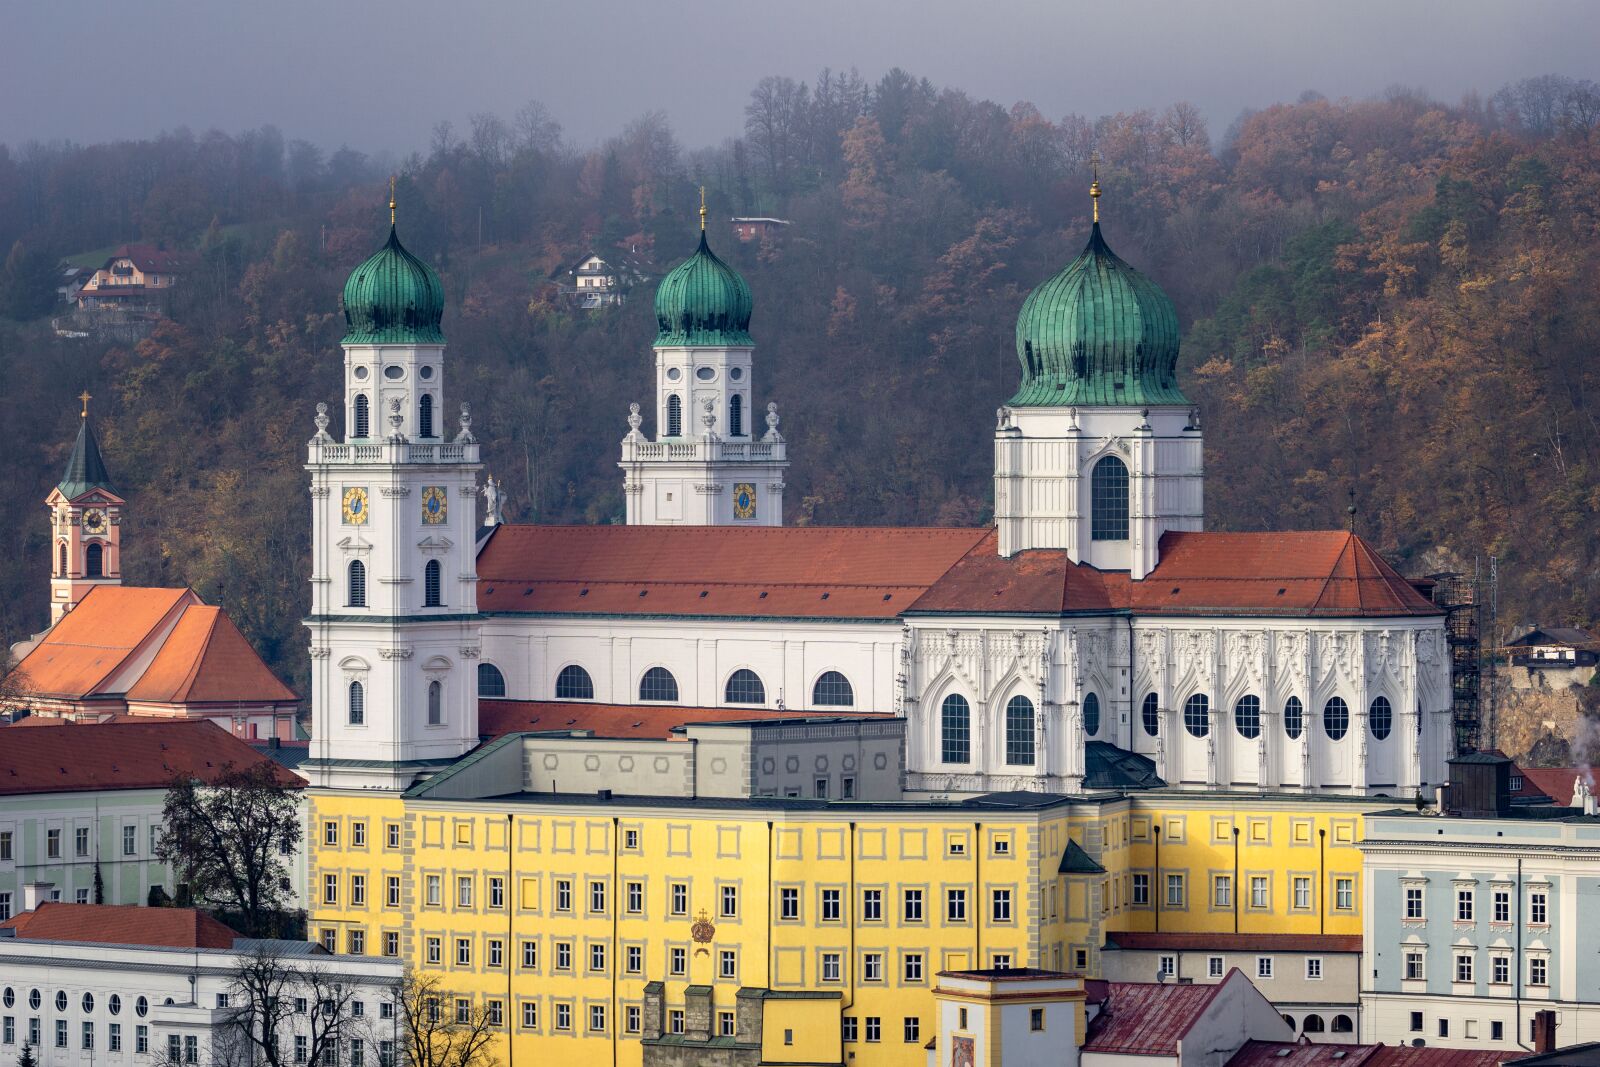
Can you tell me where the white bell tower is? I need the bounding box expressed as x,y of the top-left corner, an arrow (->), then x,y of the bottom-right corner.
304,203 -> 482,792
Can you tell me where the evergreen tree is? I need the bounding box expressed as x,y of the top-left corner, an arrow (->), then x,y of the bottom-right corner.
17,1043 -> 37,1067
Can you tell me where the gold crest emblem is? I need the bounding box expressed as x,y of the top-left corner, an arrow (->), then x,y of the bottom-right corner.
690,908 -> 716,954
421,486 -> 448,524
732,483 -> 756,520
341,487 -> 370,525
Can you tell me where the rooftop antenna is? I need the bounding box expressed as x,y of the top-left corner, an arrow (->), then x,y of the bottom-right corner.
1090,152 -> 1102,224
389,175 -> 397,227
1347,487 -> 1358,534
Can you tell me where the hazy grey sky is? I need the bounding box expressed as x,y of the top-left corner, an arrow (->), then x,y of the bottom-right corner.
5,0 -> 1597,153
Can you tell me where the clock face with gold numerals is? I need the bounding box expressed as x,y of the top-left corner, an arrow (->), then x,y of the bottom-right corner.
421,486 -> 448,524
341,487 -> 370,525
732,483 -> 757,520
82,508 -> 109,535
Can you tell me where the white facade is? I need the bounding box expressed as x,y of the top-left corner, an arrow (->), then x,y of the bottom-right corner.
995,405 -> 1203,577
619,341 -> 788,526
0,935 -> 399,1067
304,336 -> 484,792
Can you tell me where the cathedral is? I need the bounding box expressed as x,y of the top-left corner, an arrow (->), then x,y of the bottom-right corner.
299,180 -> 1453,799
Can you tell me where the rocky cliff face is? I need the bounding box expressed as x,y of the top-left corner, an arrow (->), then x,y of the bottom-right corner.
1490,673 -> 1600,766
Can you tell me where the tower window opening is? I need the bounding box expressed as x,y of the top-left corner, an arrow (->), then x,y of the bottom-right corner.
941,694 -> 971,764
57,542 -> 68,577
667,395 -> 682,437
427,680 -> 443,726
1090,455 -> 1129,541
419,394 -> 434,439
348,681 -> 365,726
477,663 -> 506,698
1083,692 -> 1101,736
347,560 -> 367,607
555,665 -> 594,700
354,394 -> 370,439
1005,696 -> 1035,765
423,560 -> 442,607
85,542 -> 104,578
729,394 -> 744,437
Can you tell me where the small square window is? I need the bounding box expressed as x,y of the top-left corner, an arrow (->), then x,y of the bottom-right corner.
1030,1008 -> 1045,1032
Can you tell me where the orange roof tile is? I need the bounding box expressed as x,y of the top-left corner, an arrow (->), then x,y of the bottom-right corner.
1519,766 -> 1583,807
476,525 -> 990,620
11,587 -> 197,697
479,699 -> 890,740
126,605 -> 296,705
1,902 -> 238,948
0,719 -> 303,795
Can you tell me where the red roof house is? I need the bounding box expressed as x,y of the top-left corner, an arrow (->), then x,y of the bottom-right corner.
0,902 -> 239,948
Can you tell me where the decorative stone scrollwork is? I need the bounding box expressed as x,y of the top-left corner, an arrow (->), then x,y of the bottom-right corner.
380,486 -> 411,497
310,486 -> 331,498
378,647 -> 413,660
458,646 -> 481,659
694,484 -> 725,494
308,646 -> 331,659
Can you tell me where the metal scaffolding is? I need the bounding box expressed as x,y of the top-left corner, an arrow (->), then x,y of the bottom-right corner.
1427,558 -> 1498,755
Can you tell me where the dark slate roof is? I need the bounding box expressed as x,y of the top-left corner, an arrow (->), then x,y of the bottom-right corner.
1085,741 -> 1165,790
1060,839 -> 1107,874
1449,751 -> 1513,765
58,417 -> 116,499
1508,627 -> 1597,649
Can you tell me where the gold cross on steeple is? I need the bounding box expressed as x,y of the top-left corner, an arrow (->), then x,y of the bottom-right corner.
389,175 -> 397,226
78,391 -> 91,418
699,185 -> 707,232
1089,151 -> 1102,225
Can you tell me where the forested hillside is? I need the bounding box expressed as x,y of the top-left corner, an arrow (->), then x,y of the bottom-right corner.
2,71 -> 1598,691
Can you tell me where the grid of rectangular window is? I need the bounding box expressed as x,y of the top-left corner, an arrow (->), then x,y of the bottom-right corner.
455,939 -> 471,966
1208,956 -> 1224,978
1166,874 -> 1185,907
1306,957 -> 1322,979
556,880 -> 571,912
718,1011 -> 735,1038
625,1006 -> 641,1034
903,889 -> 924,922
1455,953 -> 1474,983
1492,955 -> 1510,984
1293,877 -> 1311,909
780,887 -> 800,921
627,882 -> 643,914
1250,876 -> 1269,908
862,889 -> 882,921
1213,875 -> 1231,908
1530,891 -> 1548,925
384,932 -> 399,957
1457,888 -> 1474,922
1404,887 -> 1423,919
865,1017 -> 881,1043
666,1010 -> 682,1035
991,888 -> 1011,922
842,1018 -> 857,1042
591,881 -> 607,914
1132,874 -> 1150,905
822,953 -> 842,982
1493,890 -> 1510,923
670,947 -> 686,975
1335,877 -> 1354,910
947,888 -> 967,922
521,1002 -> 537,1029
863,953 -> 883,982
626,945 -> 643,974
904,953 -> 924,982
556,943 -> 572,971
904,1017 -> 921,1043
522,941 -> 537,968
1405,951 -> 1424,980
590,944 -> 607,973
1090,455 -> 1130,540
720,885 -> 737,918
556,1004 -> 572,1032
670,883 -> 687,916
822,889 -> 842,922
1530,957 -> 1548,986
719,950 -> 737,979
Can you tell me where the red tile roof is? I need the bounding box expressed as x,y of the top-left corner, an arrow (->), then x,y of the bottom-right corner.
1083,980 -> 1224,1054
126,606 -> 297,705
476,525 -> 991,620
1519,766 -> 1584,808
1,902 -> 238,948
479,700 -> 890,740
11,587 -> 197,696
1364,1046 -> 1514,1067
910,530 -> 1438,617
100,245 -> 195,274
1228,1042 -> 1514,1067
1105,931 -> 1362,954
0,719 -> 303,795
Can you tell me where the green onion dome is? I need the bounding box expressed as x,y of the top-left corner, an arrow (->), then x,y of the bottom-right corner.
653,231 -> 754,347
1011,223 -> 1187,407
341,226 -> 446,345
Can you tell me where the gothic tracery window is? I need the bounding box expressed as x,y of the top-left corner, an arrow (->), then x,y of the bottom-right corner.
1090,455 -> 1129,541
1369,696 -> 1393,740
1183,694 -> 1210,738
1142,692 -> 1159,736
1005,696 -> 1035,765
1082,692 -> 1100,736
1323,697 -> 1350,741
1284,696 -> 1304,739
941,694 -> 971,764
1234,695 -> 1261,739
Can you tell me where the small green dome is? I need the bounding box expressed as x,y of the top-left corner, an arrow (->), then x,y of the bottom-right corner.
1011,223 -> 1187,407
653,231 -> 753,347
341,226 -> 445,345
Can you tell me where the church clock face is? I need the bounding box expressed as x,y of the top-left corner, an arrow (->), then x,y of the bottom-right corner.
733,483 -> 757,521
421,486 -> 448,524
341,487 -> 370,525
82,508 -> 108,535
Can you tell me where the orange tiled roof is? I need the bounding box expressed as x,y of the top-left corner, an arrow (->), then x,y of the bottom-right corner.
126,606 -> 297,704
476,525 -> 990,620
1,902 -> 238,948
480,700 -> 890,740
1519,766 -> 1583,807
11,586 -> 197,697
0,719 -> 303,795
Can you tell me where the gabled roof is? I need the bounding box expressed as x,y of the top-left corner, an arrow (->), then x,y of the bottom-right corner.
57,417 -> 117,500
1508,627 -> 1597,649
1,902 -> 238,949
1085,741 -> 1164,790
126,606 -> 297,705
11,586 -> 197,697
1060,839 -> 1106,874
479,700 -> 889,741
476,525 -> 990,620
99,245 -> 194,274
1228,1041 -> 1514,1067
1082,979 -> 1225,1054
0,719 -> 303,795
1103,930 -> 1362,954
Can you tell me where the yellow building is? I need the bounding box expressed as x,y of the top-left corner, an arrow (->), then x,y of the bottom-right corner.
307,730 -> 1379,1067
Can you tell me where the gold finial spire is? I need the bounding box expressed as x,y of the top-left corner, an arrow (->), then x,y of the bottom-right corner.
389,175 -> 397,226
78,391 -> 92,418
1089,152 -> 1102,225
699,185 -> 707,232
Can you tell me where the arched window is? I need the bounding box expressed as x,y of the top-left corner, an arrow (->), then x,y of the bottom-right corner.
1282,1015 -> 1297,1032
724,669 -> 765,705
1083,693 -> 1100,736
639,667 -> 679,702
354,394 -> 370,438
477,663 -> 506,698
555,665 -> 594,700
1142,692 -> 1159,736
729,394 -> 744,437
1005,696 -> 1035,765
1090,455 -> 1129,541
85,542 -> 103,578
1284,697 -> 1304,740
1331,1015 -> 1354,1034
1323,697 -> 1350,741
1301,1015 -> 1325,1034
1370,696 -> 1393,740
812,671 -> 854,707
347,560 -> 367,607
419,394 -> 434,438
941,695 -> 971,764
347,681 -> 365,725
423,560 -> 442,607
427,680 -> 443,725
667,395 -> 682,437
1234,695 -> 1261,739
1183,694 -> 1210,738
58,542 -> 67,576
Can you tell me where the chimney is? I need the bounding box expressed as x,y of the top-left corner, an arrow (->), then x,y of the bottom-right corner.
1533,1010 -> 1557,1054
21,882 -> 53,911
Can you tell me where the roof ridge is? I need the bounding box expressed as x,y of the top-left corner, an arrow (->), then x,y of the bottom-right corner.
171,606 -> 223,701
